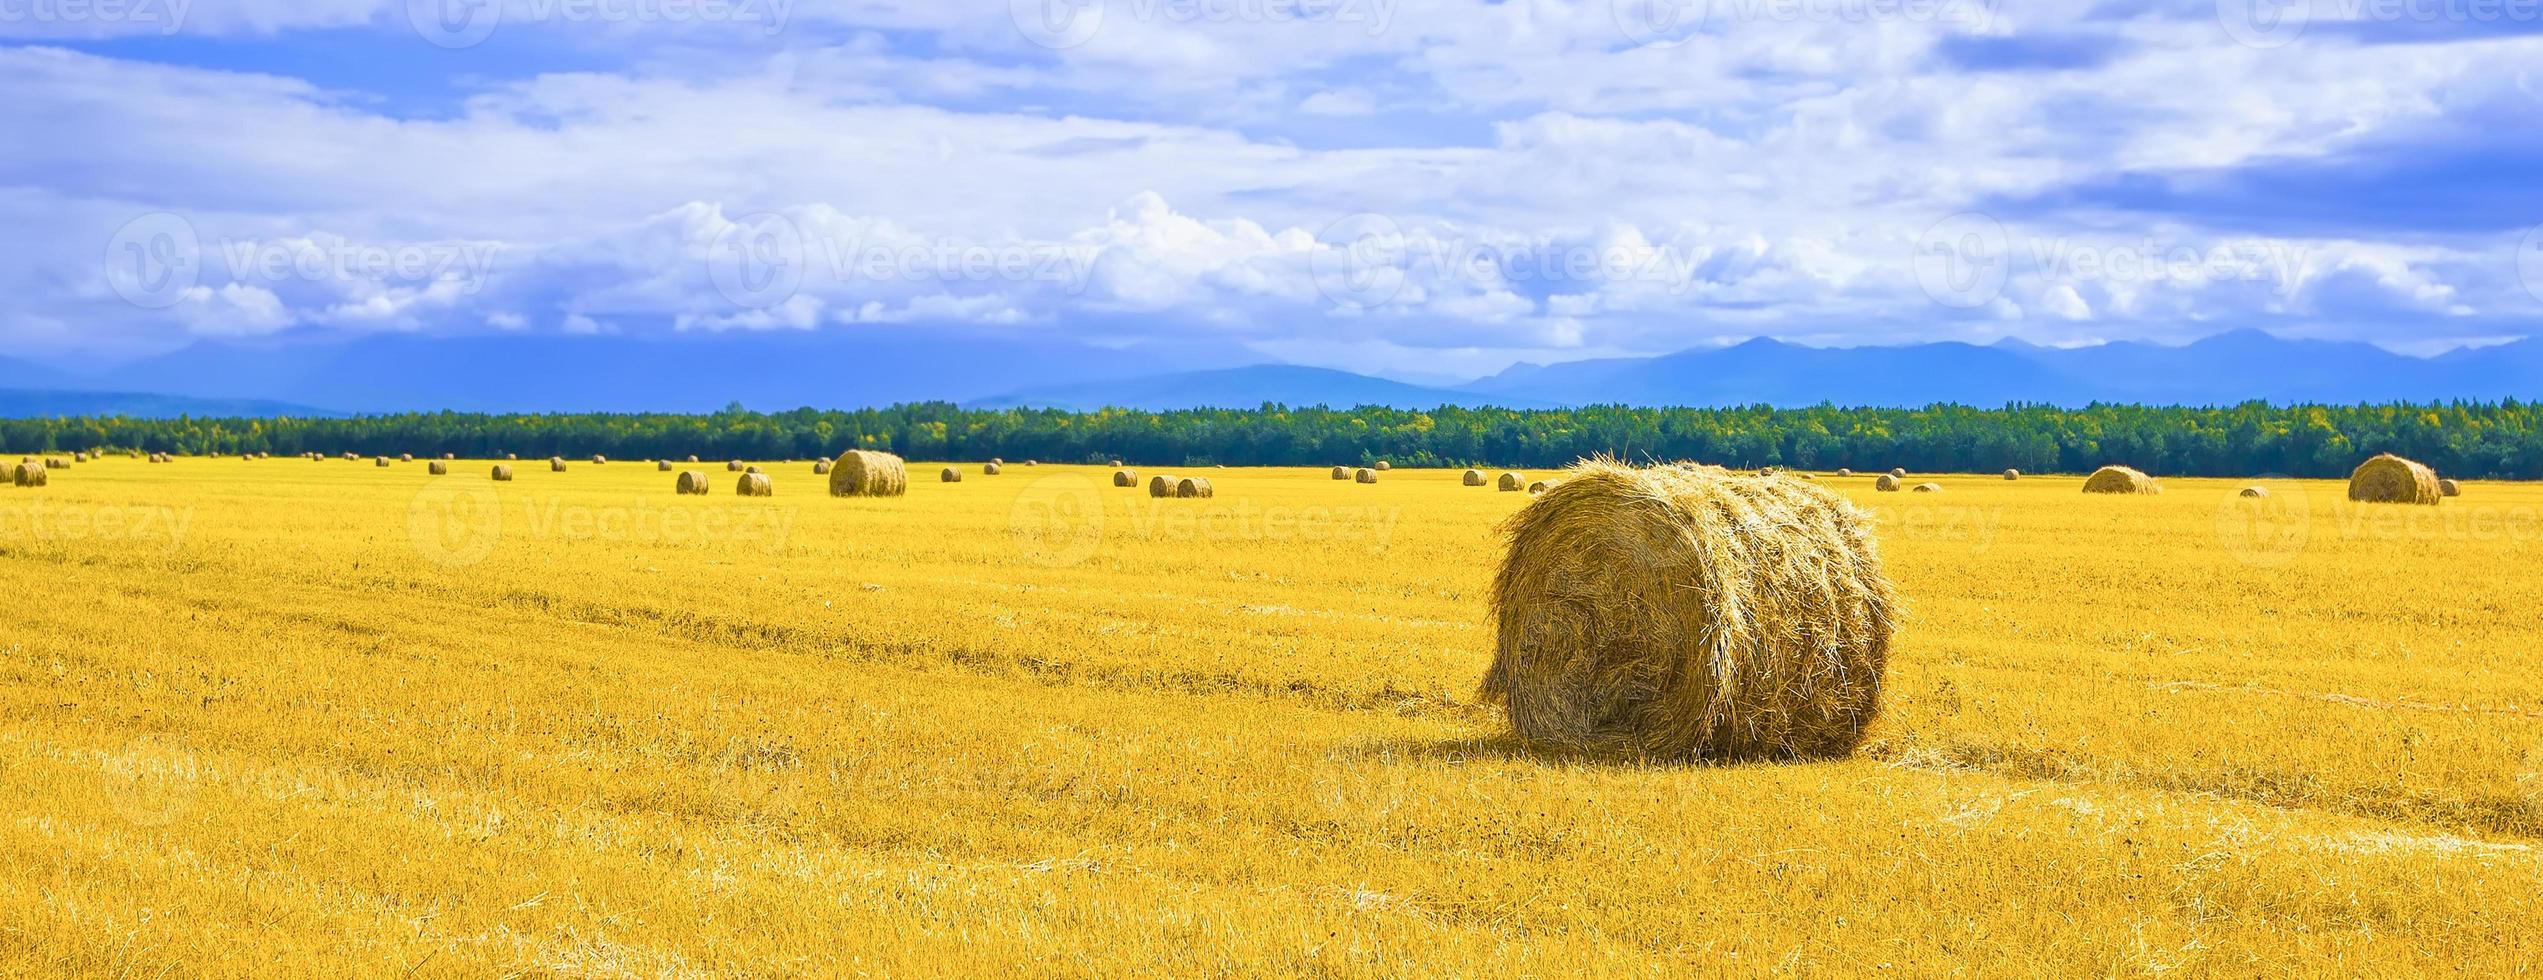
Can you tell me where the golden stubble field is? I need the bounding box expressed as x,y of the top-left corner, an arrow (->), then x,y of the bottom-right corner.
3,456 -> 2541,975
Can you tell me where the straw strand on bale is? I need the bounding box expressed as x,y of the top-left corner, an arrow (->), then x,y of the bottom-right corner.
826,450 -> 908,497
2082,465 -> 2160,495
1485,459 -> 1896,760
2347,453 -> 2440,505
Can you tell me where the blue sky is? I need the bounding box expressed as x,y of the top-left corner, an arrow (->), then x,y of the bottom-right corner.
5,0 -> 2542,379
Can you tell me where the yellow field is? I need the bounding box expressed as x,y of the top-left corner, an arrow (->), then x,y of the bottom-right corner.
5,457 -> 2541,975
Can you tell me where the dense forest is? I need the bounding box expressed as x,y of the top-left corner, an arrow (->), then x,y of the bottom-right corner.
6,401 -> 2540,478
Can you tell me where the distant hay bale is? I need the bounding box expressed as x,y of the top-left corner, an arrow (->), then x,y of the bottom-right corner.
1484,460 -> 1896,760
1836,468 -> 1852,477
813,460 -> 832,475
1148,474 -> 1177,498
1331,466 -> 1351,480
2439,478 -> 2462,497
1176,476 -> 1214,498
428,461 -> 449,476
686,455 -> 700,463
727,460 -> 745,472
658,460 -> 674,472
1757,467 -> 1776,476
1527,480 -> 1554,494
1024,460 -> 1038,467
1463,469 -> 1487,487
375,456 -> 390,467
736,472 -> 773,497
45,458 -> 67,469
399,453 -> 414,462
2082,465 -> 2160,495
990,457 -> 1005,466
746,465 -> 761,474
2002,468 -> 2020,480
1355,467 -> 1379,484
491,465 -> 514,481
1374,460 -> 1391,471
1912,483 -> 1942,493
550,457 -> 568,472
505,453 -> 518,461
676,470 -> 710,495
1113,469 -> 1138,487
984,462 -> 1002,476
2347,453 -> 2439,505
442,453 -> 455,461
940,466 -> 962,483
591,455 -> 607,465
1109,459 -> 1124,467
2239,486 -> 2269,498
1499,472 -> 1525,492
73,452 -> 89,463
12,462 -> 46,487
1875,474 -> 1901,492
1889,467 -> 1906,478
827,450 -> 909,497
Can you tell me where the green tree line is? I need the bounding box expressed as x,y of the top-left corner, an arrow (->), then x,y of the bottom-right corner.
6,400 -> 2539,478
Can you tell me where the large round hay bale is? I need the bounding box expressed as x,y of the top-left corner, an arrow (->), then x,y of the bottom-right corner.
984,462 -> 1002,476
491,465 -> 514,481
1113,469 -> 1138,487
1355,467 -> 1379,484
1176,476 -> 1214,498
1330,466 -> 1351,480
1373,460 -> 1392,471
1874,473 -> 1902,492
1498,472 -> 1525,492
1463,469 -> 1487,487
12,462 -> 47,487
2082,465 -> 2160,495
2438,478 -> 2462,497
736,472 -> 773,497
1485,461 -> 1896,760
2347,453 -> 2439,505
2239,486 -> 2269,498
1148,474 -> 1177,498
428,460 -> 449,476
658,460 -> 674,472
827,450 -> 909,497
550,457 -> 568,472
676,470 -> 710,495
940,466 -> 963,483
1912,482 -> 1942,493
2002,468 -> 2019,481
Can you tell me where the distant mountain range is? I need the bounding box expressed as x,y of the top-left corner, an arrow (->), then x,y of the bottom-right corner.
0,388 -> 338,419
1,328 -> 2536,416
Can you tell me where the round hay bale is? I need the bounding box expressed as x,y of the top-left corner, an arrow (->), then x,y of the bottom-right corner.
1757,467 -> 1776,476
727,460 -> 745,472
1836,468 -> 1852,477
1499,472 -> 1525,492
813,460 -> 832,475
2082,465 -> 2160,495
73,452 -> 88,463
591,455 -> 607,465
2347,453 -> 2440,505
1374,460 -> 1392,471
45,458 -> 67,469
736,472 -> 773,497
827,450 -> 909,497
940,466 -> 963,483
12,462 -> 47,487
506,453 -> 518,461
550,457 -> 568,472
658,460 -> 674,472
1113,469 -> 1138,488
399,453 -> 414,462
984,462 -> 1002,476
1176,476 -> 1214,499
686,455 -> 699,463
2438,477 -> 2462,497
2002,468 -> 2020,480
1485,460 -> 1895,760
428,460 -> 449,476
990,457 -> 1005,466
1463,469 -> 1487,487
1889,467 -> 1906,478
1912,482 -> 1942,493
1527,480 -> 1554,494
746,465 -> 762,474
676,470 -> 710,495
1147,474 -> 1177,498
1875,473 -> 1902,492
1024,460 -> 1038,467
2239,486 -> 2269,498
1355,467 -> 1379,484
442,453 -> 455,461
1109,459 -> 1124,467
1330,465 -> 1351,480
375,456 -> 391,467
491,465 -> 514,481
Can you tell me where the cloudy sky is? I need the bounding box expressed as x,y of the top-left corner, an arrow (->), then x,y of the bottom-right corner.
6,0 -> 2542,379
